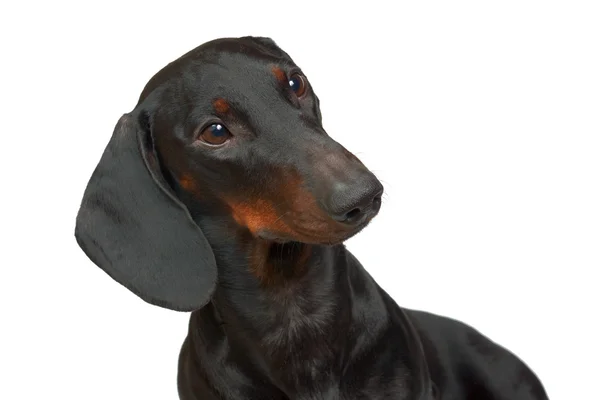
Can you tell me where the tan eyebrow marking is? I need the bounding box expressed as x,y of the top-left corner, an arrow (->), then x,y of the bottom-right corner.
213,98 -> 230,113
271,66 -> 287,84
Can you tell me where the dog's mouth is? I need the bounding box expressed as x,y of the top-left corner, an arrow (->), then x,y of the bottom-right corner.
256,230 -> 292,244
226,182 -> 381,246
256,214 -> 375,246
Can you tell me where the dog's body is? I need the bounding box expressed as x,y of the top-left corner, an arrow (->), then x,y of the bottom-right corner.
75,37 -> 548,399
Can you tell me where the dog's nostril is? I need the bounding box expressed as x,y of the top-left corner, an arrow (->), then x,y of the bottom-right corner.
328,176 -> 383,225
372,195 -> 382,211
344,207 -> 362,222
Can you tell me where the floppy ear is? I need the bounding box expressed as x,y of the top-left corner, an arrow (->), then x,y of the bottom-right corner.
75,112 -> 217,312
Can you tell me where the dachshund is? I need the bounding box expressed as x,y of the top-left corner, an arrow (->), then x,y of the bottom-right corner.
75,36 -> 548,399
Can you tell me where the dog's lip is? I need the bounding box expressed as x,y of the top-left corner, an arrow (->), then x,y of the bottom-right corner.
257,230 -> 291,244
256,214 -> 376,246
335,216 -> 374,241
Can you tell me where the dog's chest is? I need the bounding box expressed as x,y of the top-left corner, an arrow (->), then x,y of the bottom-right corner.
290,383 -> 421,400
251,284 -> 427,399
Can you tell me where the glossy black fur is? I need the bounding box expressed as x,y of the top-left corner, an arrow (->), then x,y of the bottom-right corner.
75,37 -> 548,399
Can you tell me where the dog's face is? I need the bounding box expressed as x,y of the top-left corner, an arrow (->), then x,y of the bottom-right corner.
144,37 -> 383,245
76,37 -> 383,310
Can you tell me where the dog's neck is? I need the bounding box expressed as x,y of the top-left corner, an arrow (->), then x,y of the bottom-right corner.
186,207 -> 367,391
196,212 -> 350,334
175,188 -> 430,396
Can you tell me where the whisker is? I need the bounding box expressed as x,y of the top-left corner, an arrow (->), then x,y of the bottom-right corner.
272,210 -> 290,225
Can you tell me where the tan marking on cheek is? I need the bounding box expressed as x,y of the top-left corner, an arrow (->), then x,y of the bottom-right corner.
271,66 -> 287,84
179,173 -> 198,192
213,98 -> 230,113
226,170 -> 336,243
227,199 -> 293,234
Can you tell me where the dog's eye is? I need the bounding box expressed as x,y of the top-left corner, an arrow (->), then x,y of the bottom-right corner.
199,123 -> 231,146
288,73 -> 307,97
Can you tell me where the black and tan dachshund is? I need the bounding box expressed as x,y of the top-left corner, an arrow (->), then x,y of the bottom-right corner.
75,37 -> 548,399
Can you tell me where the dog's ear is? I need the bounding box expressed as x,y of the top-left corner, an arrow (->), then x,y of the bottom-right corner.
75,112 -> 217,312
242,36 -> 293,60
245,36 -> 279,50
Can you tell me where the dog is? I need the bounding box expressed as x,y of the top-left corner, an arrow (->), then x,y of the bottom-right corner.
75,36 -> 548,399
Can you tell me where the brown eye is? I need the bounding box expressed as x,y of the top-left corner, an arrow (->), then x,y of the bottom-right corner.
199,123 -> 231,146
288,73 -> 307,97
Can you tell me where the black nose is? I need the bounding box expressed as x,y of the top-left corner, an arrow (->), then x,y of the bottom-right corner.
326,175 -> 384,225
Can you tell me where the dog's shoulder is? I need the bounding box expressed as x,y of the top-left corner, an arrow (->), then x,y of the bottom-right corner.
405,309 -> 549,399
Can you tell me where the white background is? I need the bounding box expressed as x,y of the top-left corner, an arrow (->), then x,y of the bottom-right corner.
1,1 -> 598,399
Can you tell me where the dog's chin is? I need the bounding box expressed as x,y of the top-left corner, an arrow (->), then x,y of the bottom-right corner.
256,230 -> 292,244
257,218 -> 373,246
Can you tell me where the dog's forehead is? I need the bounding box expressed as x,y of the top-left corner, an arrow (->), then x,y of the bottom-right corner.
196,53 -> 290,84
139,37 -> 296,104
192,41 -> 297,87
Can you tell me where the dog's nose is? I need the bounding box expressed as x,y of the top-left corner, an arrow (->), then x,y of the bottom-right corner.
325,175 -> 384,225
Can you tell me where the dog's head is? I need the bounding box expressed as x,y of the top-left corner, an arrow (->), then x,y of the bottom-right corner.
76,37 -> 383,311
